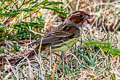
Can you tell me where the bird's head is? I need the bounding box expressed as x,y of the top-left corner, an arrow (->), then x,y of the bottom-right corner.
64,11 -> 92,29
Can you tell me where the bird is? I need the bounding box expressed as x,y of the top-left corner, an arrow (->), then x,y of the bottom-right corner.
30,11 -> 91,51
15,10 -> 92,64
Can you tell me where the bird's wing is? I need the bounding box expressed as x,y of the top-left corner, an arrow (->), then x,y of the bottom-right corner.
42,30 -> 73,45
29,24 -> 78,47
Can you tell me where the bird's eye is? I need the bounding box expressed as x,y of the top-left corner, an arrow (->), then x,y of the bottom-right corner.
79,15 -> 83,18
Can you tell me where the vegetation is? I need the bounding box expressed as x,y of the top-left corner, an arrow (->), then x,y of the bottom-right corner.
0,0 -> 120,80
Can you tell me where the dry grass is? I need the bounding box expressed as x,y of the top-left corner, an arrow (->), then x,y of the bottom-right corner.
0,0 -> 120,80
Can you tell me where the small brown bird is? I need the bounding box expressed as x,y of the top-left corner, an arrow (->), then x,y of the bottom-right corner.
31,11 -> 91,51
15,10 -> 92,64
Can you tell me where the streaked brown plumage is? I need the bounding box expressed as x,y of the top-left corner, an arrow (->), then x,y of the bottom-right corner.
29,11 -> 91,52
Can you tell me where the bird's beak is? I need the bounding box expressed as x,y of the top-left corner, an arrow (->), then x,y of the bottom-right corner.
85,14 -> 92,19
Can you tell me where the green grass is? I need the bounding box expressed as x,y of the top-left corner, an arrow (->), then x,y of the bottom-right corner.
0,0 -> 120,80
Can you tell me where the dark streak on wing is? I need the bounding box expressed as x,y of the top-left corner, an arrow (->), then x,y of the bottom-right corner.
42,31 -> 73,45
